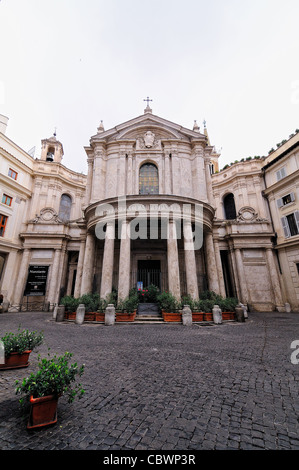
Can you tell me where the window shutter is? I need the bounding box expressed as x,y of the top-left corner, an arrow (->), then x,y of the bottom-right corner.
290,192 -> 295,202
295,211 -> 299,232
276,167 -> 287,181
281,216 -> 291,238
277,198 -> 283,208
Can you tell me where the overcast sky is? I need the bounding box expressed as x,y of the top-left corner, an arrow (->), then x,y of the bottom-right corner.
0,0 -> 299,174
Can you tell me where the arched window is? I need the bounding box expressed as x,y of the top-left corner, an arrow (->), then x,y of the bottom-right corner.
58,194 -> 72,222
139,163 -> 159,195
223,193 -> 237,220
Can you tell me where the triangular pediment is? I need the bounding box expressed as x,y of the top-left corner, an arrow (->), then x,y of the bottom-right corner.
89,112 -> 207,146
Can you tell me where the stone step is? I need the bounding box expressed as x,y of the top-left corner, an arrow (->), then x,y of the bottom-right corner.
134,315 -> 164,323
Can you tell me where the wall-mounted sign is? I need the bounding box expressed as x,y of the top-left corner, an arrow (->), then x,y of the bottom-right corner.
137,282 -> 143,291
24,265 -> 49,296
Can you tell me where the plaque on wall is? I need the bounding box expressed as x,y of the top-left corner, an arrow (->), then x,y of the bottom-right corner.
24,265 -> 49,296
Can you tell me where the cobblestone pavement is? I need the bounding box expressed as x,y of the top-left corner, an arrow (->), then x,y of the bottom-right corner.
0,311 -> 299,452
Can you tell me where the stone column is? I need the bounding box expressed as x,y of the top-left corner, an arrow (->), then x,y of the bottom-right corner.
47,248 -> 62,308
205,232 -> 220,294
127,153 -> 133,195
74,239 -> 86,298
84,158 -> 93,206
80,233 -> 95,295
167,219 -> 181,300
100,221 -> 115,299
194,146 -> 207,202
234,248 -> 249,304
164,153 -> 171,194
204,157 -> 213,204
91,149 -> 104,202
13,248 -> 31,307
213,239 -> 226,298
118,220 -> 131,301
266,248 -> 285,311
184,220 -> 199,299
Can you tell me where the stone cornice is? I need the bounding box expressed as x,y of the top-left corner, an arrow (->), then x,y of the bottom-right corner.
84,195 -> 215,232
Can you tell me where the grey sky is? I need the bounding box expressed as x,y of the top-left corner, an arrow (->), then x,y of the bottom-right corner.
0,0 -> 298,173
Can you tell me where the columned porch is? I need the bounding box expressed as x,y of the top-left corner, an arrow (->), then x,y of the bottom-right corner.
81,195 -> 221,301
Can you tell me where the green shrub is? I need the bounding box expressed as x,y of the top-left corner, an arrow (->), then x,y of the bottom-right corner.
1,328 -> 44,357
15,351 -> 85,405
157,291 -> 180,312
78,293 -> 101,312
181,294 -> 196,312
60,295 -> 80,312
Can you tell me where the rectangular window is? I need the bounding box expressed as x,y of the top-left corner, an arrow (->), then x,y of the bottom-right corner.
282,193 -> 295,205
281,211 -> 299,237
277,193 -> 296,208
1,194 -> 12,206
297,263 -> 299,276
276,167 -> 286,181
8,168 -> 18,180
0,215 -> 8,237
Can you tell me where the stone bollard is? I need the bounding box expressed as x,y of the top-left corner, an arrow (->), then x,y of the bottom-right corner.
212,305 -> 222,324
182,305 -> 192,327
105,304 -> 116,326
52,304 -> 58,320
56,305 -> 65,322
75,304 -> 85,325
285,303 -> 291,313
235,304 -> 245,322
43,301 -> 50,312
1,301 -> 9,313
240,303 -> 248,319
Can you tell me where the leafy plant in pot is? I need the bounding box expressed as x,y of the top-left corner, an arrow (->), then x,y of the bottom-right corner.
0,328 -> 44,370
15,351 -> 85,429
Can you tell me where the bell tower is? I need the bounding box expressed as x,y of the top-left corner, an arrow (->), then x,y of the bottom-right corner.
40,131 -> 64,163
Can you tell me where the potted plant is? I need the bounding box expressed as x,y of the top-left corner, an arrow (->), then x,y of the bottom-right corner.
15,351 -> 85,429
157,291 -> 181,322
0,328 -> 44,370
116,291 -> 138,322
60,295 -> 80,320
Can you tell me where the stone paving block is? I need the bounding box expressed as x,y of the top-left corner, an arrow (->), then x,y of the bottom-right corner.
1,311 -> 299,451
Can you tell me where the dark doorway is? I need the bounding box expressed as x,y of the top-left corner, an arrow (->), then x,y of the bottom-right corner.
220,250 -> 235,298
137,260 -> 161,289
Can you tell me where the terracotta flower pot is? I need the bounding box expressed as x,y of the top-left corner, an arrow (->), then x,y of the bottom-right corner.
95,312 -> 105,322
192,312 -> 204,322
84,312 -> 95,321
222,312 -> 236,321
116,311 -> 136,322
0,350 -> 32,370
65,311 -> 76,320
162,311 -> 182,322
204,313 -> 213,321
27,394 -> 59,430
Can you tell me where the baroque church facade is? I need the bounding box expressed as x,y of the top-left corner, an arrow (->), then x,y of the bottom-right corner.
0,104 -> 298,313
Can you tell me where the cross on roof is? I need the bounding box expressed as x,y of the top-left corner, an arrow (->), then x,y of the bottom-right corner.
144,97 -> 153,107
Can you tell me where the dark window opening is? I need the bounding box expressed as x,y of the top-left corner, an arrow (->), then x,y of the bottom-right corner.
286,213 -> 299,237
223,193 -> 237,220
0,215 -> 8,237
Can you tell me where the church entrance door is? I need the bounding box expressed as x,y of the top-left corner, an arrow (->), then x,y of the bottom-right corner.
137,260 -> 161,290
